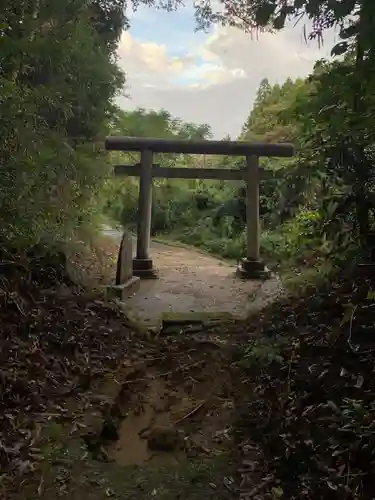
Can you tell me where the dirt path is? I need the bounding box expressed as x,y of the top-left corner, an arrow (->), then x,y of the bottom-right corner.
13,284 -> 249,500
104,229 -> 274,327
27,337 -> 243,500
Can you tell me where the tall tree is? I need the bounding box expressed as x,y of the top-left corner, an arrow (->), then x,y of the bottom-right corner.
194,0 -> 375,254
0,0 -> 126,246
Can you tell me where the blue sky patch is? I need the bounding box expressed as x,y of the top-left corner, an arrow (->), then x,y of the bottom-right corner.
128,5 -> 211,58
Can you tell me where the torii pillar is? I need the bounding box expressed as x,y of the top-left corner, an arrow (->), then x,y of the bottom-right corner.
236,155 -> 271,279
132,149 -> 157,278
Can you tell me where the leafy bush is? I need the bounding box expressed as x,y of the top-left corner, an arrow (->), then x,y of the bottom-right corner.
261,209 -> 323,269
241,337 -> 287,368
1,1 -> 125,248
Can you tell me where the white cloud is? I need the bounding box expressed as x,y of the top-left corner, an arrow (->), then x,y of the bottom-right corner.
118,33 -> 193,82
117,30 -> 245,89
116,19 -> 338,138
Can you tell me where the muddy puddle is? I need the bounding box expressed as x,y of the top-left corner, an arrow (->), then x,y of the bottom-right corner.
105,376 -> 234,467
106,379 -> 186,466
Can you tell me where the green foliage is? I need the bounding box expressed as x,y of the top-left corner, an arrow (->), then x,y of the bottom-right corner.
0,0 -> 126,248
194,0 -> 367,60
103,108 -> 216,230
261,209 -> 323,269
194,0 -> 375,264
289,57 -> 375,257
242,337 -> 287,368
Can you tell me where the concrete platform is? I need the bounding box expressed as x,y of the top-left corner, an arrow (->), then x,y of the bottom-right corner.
106,276 -> 140,301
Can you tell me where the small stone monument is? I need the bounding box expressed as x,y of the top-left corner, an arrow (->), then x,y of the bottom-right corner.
116,232 -> 133,285
107,231 -> 140,300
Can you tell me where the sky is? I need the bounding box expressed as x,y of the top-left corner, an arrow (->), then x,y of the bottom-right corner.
116,4 -> 338,139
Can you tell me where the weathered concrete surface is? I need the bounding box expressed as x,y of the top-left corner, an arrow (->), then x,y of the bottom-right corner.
102,227 -> 284,328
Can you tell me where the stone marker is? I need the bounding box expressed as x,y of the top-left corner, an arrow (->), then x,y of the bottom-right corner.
107,231 -> 140,300
116,232 -> 133,285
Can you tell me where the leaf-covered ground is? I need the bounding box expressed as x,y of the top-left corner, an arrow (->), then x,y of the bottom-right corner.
0,249 -> 247,499
236,265 -> 375,499
2,249 -> 375,500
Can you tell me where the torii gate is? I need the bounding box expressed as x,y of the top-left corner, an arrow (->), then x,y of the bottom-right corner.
105,136 -> 294,280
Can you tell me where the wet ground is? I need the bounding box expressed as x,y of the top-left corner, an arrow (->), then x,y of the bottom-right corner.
25,329 -> 246,500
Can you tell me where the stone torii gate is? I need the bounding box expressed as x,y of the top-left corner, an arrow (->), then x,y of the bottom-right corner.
105,136 -> 294,280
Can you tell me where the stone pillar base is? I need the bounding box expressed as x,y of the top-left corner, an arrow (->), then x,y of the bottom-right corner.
236,258 -> 272,280
133,258 -> 158,279
106,276 -> 140,300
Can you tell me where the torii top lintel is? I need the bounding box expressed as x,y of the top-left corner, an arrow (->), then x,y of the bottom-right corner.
105,136 -> 295,158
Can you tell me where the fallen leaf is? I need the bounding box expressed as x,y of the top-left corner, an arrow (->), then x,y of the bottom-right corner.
355,375 -> 364,388
271,486 -> 284,498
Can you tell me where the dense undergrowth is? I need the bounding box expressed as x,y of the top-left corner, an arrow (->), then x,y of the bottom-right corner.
236,264 -> 375,499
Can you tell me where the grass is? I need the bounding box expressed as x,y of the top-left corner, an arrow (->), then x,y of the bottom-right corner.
281,261 -> 333,296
